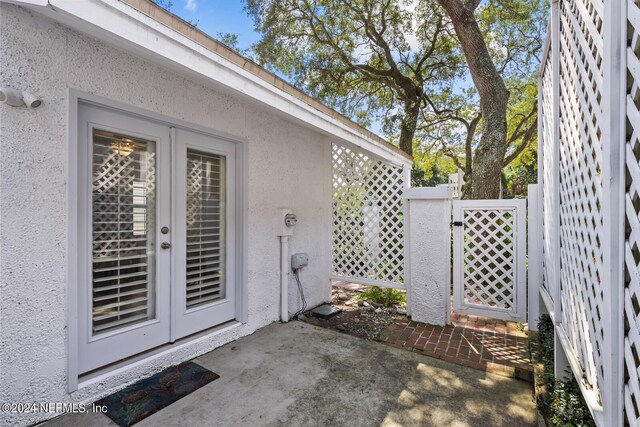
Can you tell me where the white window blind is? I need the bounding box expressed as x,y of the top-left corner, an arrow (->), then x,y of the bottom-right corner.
185,149 -> 226,309
91,129 -> 156,334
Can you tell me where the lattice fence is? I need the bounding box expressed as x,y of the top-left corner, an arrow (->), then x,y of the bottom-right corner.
331,144 -> 405,288
448,171 -> 463,199
626,0 -> 640,423
557,0 -> 605,397
539,0 -> 633,424
540,45 -> 554,298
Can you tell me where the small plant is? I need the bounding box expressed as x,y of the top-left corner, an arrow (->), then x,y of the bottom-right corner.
356,286 -> 406,307
536,315 -> 595,427
536,314 -> 556,419
550,373 -> 596,427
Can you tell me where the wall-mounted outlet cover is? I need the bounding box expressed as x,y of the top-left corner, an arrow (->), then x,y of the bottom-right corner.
291,252 -> 308,270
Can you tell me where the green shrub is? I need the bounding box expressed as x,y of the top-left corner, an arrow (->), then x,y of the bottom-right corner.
551,374 -> 596,427
536,314 -> 555,419
538,314 -> 555,367
536,315 -> 595,427
356,286 -> 406,307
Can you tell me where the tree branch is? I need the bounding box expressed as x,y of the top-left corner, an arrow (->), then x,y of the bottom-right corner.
504,118 -> 536,165
465,112 -> 481,177
439,139 -> 464,170
507,100 -> 538,143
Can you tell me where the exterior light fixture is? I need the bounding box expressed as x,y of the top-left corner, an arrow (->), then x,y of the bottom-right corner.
0,87 -> 42,108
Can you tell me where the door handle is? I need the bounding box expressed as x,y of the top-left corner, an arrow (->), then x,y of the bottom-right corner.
161,241 -> 171,249
452,221 -> 464,227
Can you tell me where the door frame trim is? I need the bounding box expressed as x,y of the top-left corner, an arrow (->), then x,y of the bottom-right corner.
67,89 -> 248,391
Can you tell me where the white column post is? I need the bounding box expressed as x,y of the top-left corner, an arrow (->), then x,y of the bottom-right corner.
403,165 -> 413,317
602,0 -> 626,424
527,184 -> 541,331
551,0 -> 562,327
550,0 -> 571,381
554,333 -> 570,380
404,187 -> 452,326
536,27 -> 550,324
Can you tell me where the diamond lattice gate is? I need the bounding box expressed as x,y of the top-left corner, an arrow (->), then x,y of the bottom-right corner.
452,199 -> 527,322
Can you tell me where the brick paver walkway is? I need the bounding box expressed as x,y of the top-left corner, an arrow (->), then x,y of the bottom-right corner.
379,312 -> 533,381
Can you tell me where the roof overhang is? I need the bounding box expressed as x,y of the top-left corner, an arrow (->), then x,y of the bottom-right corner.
2,0 -> 413,167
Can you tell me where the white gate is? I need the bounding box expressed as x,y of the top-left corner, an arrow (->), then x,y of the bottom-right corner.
452,199 -> 527,321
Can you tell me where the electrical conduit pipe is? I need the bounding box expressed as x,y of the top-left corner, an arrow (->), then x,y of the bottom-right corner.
280,235 -> 289,322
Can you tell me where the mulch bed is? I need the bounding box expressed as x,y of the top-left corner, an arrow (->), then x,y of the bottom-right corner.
298,286 -> 406,341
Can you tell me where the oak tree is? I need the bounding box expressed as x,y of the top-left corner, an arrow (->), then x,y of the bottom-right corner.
246,0 -> 462,157
247,0 -> 545,197
434,0 -> 544,198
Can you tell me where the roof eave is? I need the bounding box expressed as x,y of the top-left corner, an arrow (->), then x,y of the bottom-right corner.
2,0 -> 412,166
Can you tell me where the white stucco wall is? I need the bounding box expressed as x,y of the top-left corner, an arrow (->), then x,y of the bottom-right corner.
0,4 -> 333,425
405,188 -> 452,326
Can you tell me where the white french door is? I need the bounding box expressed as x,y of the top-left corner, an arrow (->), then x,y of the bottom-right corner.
171,129 -> 236,339
78,103 -> 236,373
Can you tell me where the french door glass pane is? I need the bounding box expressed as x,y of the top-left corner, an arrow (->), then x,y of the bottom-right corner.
91,129 -> 156,335
186,149 -> 226,309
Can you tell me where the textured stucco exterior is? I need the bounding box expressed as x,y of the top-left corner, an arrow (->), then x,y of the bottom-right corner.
405,189 -> 452,326
0,4 -> 335,425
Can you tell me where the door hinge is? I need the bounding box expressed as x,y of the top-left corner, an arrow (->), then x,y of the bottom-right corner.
452,221 -> 464,227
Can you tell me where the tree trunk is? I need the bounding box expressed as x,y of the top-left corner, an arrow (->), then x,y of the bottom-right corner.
472,105 -> 508,199
462,113 -> 481,199
398,99 -> 420,157
437,0 -> 510,199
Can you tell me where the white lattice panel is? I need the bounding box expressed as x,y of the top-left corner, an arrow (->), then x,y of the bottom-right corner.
557,0 -> 604,399
626,0 -> 640,423
448,171 -> 462,199
541,50 -> 555,298
452,199 -> 527,322
332,144 -> 405,288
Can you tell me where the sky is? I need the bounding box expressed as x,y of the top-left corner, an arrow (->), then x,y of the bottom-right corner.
165,0 -> 258,52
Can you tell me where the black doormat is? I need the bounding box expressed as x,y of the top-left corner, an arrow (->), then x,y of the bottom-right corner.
97,362 -> 219,426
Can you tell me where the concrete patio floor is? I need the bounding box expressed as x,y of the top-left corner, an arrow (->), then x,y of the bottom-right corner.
45,322 -> 536,427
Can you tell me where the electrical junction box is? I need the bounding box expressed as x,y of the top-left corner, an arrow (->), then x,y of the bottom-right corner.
291,253 -> 308,270
311,304 -> 342,319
